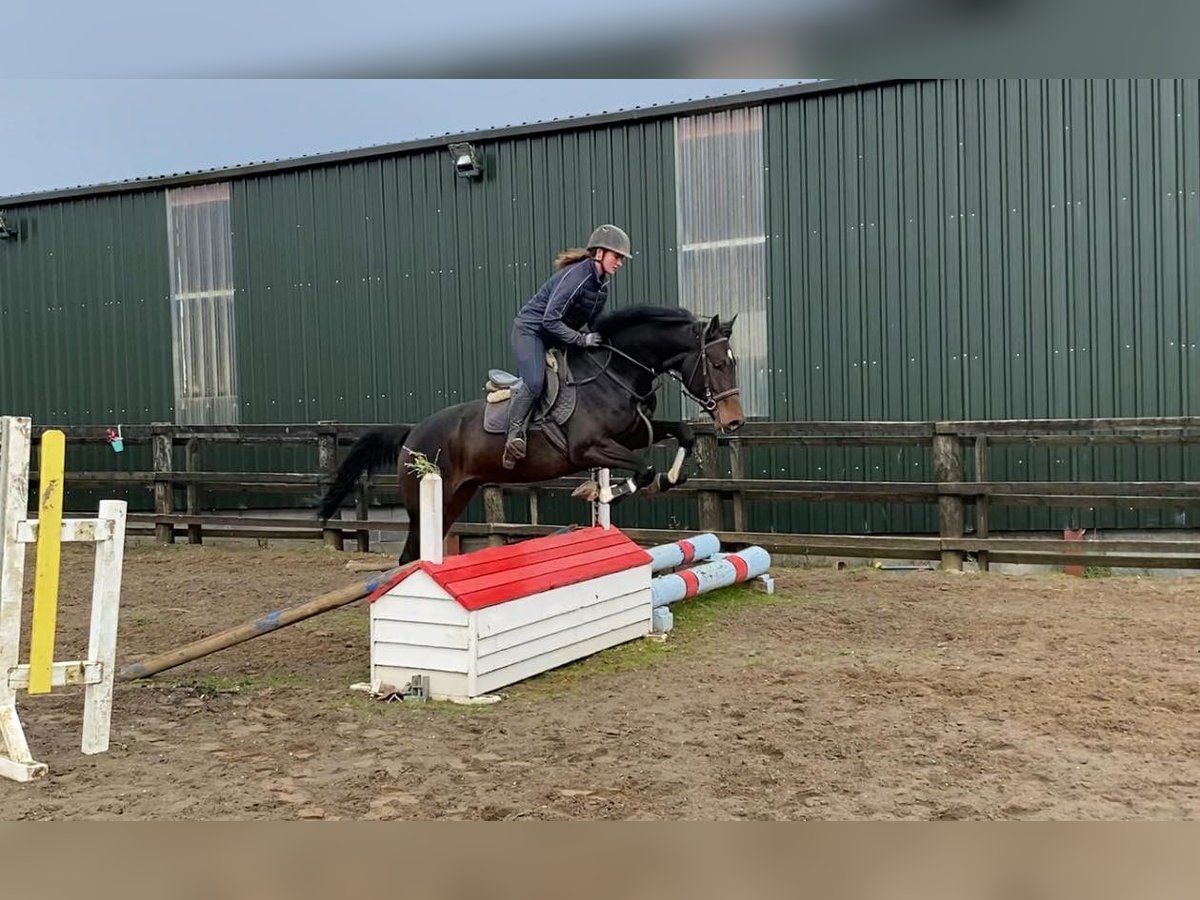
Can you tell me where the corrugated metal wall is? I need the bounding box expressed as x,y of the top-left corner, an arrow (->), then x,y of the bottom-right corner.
762,78 -> 1200,533
0,193 -> 174,424
229,121 -> 678,427
226,120 -> 684,525
0,193 -> 173,513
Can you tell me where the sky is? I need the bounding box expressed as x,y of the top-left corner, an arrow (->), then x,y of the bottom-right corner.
0,80 -> 809,199
1,0 -> 1192,199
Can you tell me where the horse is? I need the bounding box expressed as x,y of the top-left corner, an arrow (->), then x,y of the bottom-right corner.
316,305 -> 745,564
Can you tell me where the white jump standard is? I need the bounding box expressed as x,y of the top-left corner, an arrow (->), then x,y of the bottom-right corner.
0,416 -> 127,783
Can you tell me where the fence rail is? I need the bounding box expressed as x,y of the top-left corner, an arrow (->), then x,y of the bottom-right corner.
23,418 -> 1200,571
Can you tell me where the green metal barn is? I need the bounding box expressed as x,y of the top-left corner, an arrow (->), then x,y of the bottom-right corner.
2,78 -> 1197,534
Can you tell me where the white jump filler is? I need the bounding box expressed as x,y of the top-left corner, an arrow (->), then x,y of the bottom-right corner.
366,472 -> 772,701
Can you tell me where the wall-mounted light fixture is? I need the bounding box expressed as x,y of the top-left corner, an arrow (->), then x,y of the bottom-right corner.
0,210 -> 15,240
447,142 -> 484,179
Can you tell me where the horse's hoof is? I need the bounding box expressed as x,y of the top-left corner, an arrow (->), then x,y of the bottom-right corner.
572,480 -> 600,502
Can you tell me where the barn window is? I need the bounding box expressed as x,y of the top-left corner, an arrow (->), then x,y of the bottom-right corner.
165,183 -> 239,424
674,105 -> 768,418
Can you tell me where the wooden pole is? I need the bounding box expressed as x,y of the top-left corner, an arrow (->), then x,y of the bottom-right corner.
419,474 -> 443,563
81,499 -> 127,754
0,417 -> 40,778
27,430 -> 65,695
116,568 -> 406,681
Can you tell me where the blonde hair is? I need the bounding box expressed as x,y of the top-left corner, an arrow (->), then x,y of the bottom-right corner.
554,248 -> 592,269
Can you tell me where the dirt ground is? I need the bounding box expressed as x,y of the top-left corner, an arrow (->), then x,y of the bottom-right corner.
2,540 -> 1198,820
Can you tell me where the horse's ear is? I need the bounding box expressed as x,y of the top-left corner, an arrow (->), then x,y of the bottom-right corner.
724,313 -> 737,335
706,314 -> 720,335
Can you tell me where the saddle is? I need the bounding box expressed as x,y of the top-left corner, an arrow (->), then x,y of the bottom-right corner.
481,349 -> 577,455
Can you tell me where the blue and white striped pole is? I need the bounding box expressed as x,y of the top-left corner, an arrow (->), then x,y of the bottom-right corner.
650,546 -> 772,608
646,533 -> 721,574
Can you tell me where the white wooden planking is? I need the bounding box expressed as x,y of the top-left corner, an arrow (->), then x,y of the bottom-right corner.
474,567 -> 650,637
80,500 -> 126,755
0,755 -> 44,783
0,417 -> 34,779
7,660 -> 103,690
372,594 -> 468,627
475,601 -> 651,677
381,571 -> 459,605
475,587 -> 649,660
371,642 -> 470,673
474,620 -> 652,696
373,618 -> 471,650
15,517 -> 114,544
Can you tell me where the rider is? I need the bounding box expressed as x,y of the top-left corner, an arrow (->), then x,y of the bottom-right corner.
502,223 -> 632,468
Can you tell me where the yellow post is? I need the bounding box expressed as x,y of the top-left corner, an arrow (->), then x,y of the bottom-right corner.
27,430 -> 65,695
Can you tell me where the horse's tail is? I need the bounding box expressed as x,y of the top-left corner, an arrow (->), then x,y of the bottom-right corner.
316,425 -> 412,521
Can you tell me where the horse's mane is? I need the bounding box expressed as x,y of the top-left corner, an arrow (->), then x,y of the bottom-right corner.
593,305 -> 696,338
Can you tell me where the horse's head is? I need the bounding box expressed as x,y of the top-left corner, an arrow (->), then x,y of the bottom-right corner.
673,314 -> 746,433
595,305 -> 746,432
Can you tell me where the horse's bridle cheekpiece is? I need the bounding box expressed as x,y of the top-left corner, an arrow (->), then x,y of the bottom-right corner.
673,332 -> 740,414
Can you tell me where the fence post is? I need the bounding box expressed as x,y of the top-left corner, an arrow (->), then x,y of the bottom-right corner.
729,439 -> 747,534
151,423 -> 174,545
185,436 -> 202,545
355,483 -> 370,553
482,486 -> 505,548
317,421 -> 343,551
974,435 -> 989,572
933,425 -> 964,571
529,488 -> 540,527
694,432 -> 723,533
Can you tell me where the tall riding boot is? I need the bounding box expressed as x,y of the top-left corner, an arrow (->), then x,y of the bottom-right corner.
503,384 -> 537,469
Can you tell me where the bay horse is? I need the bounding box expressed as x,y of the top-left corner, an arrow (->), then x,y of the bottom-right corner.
317,305 -> 745,563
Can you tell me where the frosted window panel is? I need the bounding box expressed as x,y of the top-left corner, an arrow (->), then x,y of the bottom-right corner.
166,183 -> 239,424
675,106 -> 768,418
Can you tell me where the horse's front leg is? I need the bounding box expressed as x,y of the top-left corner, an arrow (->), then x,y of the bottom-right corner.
644,419 -> 695,493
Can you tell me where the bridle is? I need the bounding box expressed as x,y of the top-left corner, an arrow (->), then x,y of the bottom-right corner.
579,323 -> 740,415
666,332 -> 741,414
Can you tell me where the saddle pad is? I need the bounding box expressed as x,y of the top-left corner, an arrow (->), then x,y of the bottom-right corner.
482,383 -> 577,438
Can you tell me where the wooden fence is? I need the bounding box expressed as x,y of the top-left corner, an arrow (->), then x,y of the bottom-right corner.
24,417 -> 1200,571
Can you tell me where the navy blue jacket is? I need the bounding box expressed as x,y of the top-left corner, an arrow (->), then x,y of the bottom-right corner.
512,258 -> 609,347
